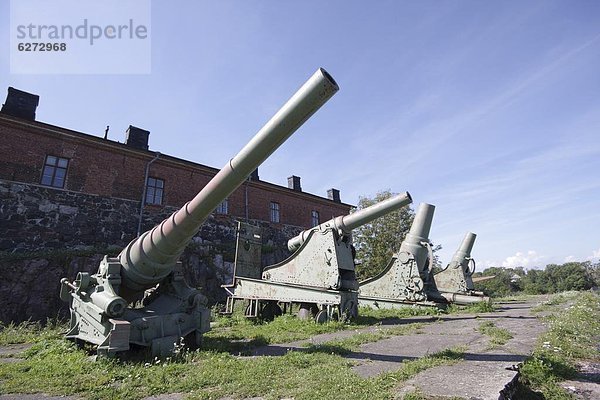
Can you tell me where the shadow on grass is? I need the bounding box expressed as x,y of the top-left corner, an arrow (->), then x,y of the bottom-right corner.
202,335 -> 269,355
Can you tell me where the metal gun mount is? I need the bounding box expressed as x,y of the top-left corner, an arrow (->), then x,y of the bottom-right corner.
359,202 -> 445,309
59,68 -> 339,357
222,192 -> 413,323
433,232 -> 490,304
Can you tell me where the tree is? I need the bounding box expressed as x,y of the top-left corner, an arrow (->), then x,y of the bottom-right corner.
352,190 -> 415,280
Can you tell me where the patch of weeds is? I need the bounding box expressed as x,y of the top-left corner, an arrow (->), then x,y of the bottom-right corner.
477,321 -> 513,348
495,293 -> 534,302
520,291 -> 599,399
206,314 -> 348,351
0,320 -> 66,346
445,300 -> 495,315
378,347 -> 465,383
401,388 -> 427,399
358,305 -> 442,322
531,291 -> 580,313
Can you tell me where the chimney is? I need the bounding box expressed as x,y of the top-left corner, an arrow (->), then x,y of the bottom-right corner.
249,168 -> 259,181
327,188 -> 341,203
1,87 -> 40,121
287,175 -> 302,192
125,125 -> 150,150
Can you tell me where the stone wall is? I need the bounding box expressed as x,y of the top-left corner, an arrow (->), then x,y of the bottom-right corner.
0,180 -> 302,323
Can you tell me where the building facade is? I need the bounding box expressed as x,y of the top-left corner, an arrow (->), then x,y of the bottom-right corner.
0,87 -> 352,249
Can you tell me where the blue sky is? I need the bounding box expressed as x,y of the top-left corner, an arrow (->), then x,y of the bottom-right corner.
2,0 -> 599,270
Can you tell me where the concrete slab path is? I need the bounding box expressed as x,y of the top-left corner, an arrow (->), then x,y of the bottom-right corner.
250,298 -> 548,400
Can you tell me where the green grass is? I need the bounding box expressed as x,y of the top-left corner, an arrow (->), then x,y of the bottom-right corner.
519,291 -> 600,399
0,320 -> 66,346
445,300 -> 495,314
477,321 -> 513,348
205,304 -> 444,354
206,313 -> 354,354
530,291 -> 580,313
0,323 -> 463,400
357,305 -> 443,320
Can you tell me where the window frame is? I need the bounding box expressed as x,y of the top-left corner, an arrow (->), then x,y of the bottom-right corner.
311,210 -> 320,227
145,176 -> 164,206
270,201 -> 280,223
40,155 -> 69,188
216,198 -> 229,215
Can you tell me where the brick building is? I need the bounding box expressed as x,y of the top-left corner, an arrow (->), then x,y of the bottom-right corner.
0,86 -> 352,246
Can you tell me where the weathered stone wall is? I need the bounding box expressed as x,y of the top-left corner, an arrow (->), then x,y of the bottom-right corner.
0,180 -> 303,323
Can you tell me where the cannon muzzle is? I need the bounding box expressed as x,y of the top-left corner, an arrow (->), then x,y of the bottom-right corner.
450,232 -> 476,267
288,192 -> 412,251
119,68 -> 339,291
403,202 -> 435,247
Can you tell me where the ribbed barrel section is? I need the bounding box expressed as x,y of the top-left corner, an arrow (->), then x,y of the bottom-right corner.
119,68 -> 339,291
288,192 -> 412,251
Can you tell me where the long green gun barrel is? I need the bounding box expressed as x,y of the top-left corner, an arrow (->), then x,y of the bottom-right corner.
60,68 -> 339,357
119,68 -> 339,295
287,192 -> 413,251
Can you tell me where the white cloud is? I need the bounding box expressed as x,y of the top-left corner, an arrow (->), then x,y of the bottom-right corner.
563,255 -> 577,263
502,250 -> 546,269
586,248 -> 600,262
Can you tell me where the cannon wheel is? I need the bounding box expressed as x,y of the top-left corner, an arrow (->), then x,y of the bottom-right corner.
244,304 -> 255,318
260,301 -> 283,321
315,310 -> 328,324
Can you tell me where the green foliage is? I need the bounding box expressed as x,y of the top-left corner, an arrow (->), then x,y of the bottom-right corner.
474,261 -> 599,297
472,266 -> 524,297
353,189 -> 415,280
519,291 -> 600,399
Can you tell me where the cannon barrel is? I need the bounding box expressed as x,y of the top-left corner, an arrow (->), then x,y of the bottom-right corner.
288,192 -> 412,251
119,68 -> 339,291
450,232 -> 476,266
402,202 -> 435,250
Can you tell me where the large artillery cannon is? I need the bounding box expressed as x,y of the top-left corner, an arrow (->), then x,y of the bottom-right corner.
59,68 -> 339,357
433,232 -> 490,304
359,202 -> 443,309
223,192 -> 412,322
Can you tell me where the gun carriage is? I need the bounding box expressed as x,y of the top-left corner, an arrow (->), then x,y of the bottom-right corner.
222,192 -> 413,322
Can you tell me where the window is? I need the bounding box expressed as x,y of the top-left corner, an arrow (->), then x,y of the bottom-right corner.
216,198 -> 229,215
270,201 -> 280,223
41,155 -> 69,188
311,210 -> 320,227
145,177 -> 164,205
